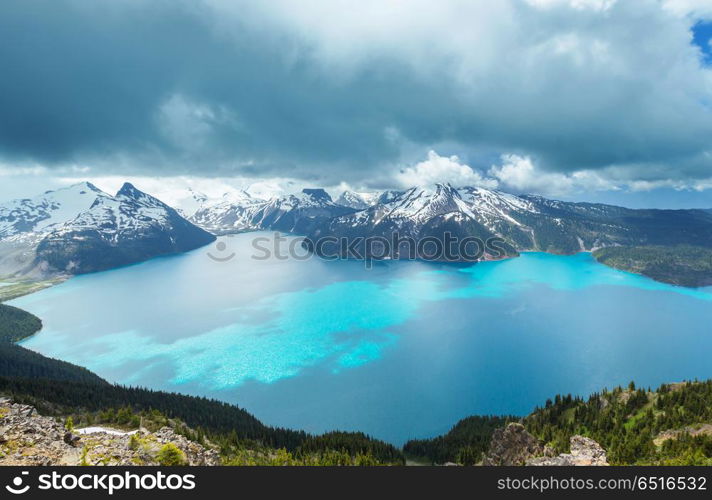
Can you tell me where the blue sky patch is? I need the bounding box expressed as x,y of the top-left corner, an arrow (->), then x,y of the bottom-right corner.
692,21 -> 712,65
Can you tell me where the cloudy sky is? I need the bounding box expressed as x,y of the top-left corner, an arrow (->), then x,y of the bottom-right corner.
1,0 -> 712,208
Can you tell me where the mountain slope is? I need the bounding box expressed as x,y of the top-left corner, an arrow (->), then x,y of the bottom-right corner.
33,183 -> 215,274
191,188 -> 356,234
305,183 -> 712,262
306,184 -> 522,260
334,190 -> 378,209
0,182 -> 215,276
189,181 -> 712,265
0,183 -> 111,276
405,381 -> 712,466
190,190 -> 265,234
0,182 -> 107,243
593,245 -> 712,287
0,304 -> 104,384
519,196 -> 712,253
175,188 -> 211,218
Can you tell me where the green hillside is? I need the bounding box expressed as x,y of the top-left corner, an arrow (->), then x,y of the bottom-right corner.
593,245 -> 712,287
405,381 -> 712,465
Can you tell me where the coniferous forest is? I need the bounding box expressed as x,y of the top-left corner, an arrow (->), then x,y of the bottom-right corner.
0,304 -> 42,343
593,245 -> 712,287
404,415 -> 514,465
404,381 -> 712,465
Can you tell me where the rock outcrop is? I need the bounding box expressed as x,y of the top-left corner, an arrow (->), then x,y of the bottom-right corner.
482,423 -> 553,466
654,424 -> 712,447
527,435 -> 608,466
0,399 -> 219,466
483,422 -> 608,466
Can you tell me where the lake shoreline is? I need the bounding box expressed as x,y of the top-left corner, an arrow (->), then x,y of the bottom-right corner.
9,235 -> 712,445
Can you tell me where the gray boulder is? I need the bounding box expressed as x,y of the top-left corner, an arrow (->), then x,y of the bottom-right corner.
527,435 -> 608,466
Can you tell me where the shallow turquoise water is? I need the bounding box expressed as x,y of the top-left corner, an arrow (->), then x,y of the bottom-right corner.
10,233 -> 712,445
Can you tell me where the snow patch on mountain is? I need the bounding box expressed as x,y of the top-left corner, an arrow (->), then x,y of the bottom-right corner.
335,191 -> 379,209
190,188 -> 355,234
0,182 -> 215,276
0,183 -> 108,243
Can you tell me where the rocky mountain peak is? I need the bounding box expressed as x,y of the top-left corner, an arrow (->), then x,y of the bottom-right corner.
116,182 -> 141,198
114,183 -> 175,212
335,191 -> 377,209
301,188 -> 332,203
115,182 -> 167,206
59,181 -> 104,195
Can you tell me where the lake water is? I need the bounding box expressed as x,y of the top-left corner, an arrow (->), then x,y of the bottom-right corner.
10,233 -> 712,445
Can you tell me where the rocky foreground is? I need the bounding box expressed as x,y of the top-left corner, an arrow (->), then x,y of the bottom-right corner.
483,423 -> 608,466
0,399 -> 219,466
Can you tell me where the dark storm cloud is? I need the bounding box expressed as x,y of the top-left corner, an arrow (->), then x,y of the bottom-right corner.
0,1 -> 410,180
0,2 -> 192,160
1,0 -> 712,188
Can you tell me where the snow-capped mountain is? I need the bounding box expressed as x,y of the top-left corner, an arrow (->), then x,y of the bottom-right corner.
334,191 -> 379,210
190,190 -> 264,234
190,188 -> 356,234
175,188 -> 211,218
188,181 -> 712,262
314,184 -> 511,234
0,182 -> 108,243
306,184 -> 518,260
177,188 -> 260,219
250,189 -> 356,233
0,182 -> 215,276
305,183 -> 712,261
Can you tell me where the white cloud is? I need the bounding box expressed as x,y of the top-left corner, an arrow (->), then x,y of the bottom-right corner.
392,151 -> 616,197
487,154 -> 633,196
525,0 -> 617,11
486,154 -> 712,196
395,151 -> 499,189
487,155 -> 581,195
663,0 -> 712,19
390,151 -> 712,197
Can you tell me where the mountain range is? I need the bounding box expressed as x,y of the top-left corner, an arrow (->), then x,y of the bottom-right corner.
190,188 -> 355,235
1,181 -> 711,281
189,183 -> 712,261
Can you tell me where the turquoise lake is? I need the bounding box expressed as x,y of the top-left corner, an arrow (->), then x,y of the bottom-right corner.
9,233 -> 712,445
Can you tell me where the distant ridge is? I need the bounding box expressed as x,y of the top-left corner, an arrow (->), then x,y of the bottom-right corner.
188,182 -> 712,262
